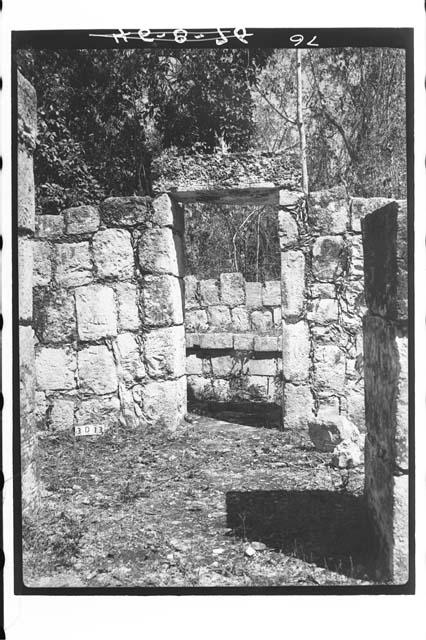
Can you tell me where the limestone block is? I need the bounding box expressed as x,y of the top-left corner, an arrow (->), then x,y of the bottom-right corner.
184,275 -> 199,310
64,205 -> 100,235
311,282 -> 335,298
185,309 -> 208,332
18,237 -> 33,322
36,214 -> 64,239
18,147 -> 35,232
282,321 -> 310,383
308,186 -> 349,234
49,397 -> 75,432
152,193 -> 183,230
35,391 -> 47,430
36,346 -> 77,391
76,395 -> 121,429
100,196 -> 152,227
273,307 -> 281,327
346,389 -> 366,433
392,474 -> 409,583
220,272 -> 245,306
307,298 -> 339,324
33,241 -> 52,287
253,336 -> 279,352
233,333 -> 254,351
245,282 -> 262,309
262,280 -> 281,306
138,227 -> 180,276
278,210 -> 298,248
93,228 -> 134,279
55,242 -> 92,288
199,333 -> 233,349
245,376 -> 269,401
246,358 -> 277,377
35,289 -> 77,343
186,333 -> 200,348
186,353 -> 203,375
78,345 -> 118,395
314,344 -> 346,394
211,355 -> 239,378
250,310 -> 273,333
20,326 -> 35,410
116,333 -> 146,383
144,325 -> 185,379
312,236 -> 345,282
316,396 -> 340,419
350,197 -> 393,233
308,414 -> 361,452
187,375 -> 214,401
115,282 -> 140,332
283,384 -> 314,431
199,279 -> 220,306
142,377 -> 187,429
279,190 -> 304,207
281,250 -> 305,319
207,305 -> 232,329
231,307 -> 250,332
75,284 -> 117,341
331,440 -> 363,468
142,275 -> 183,327
213,379 -> 231,402
362,200 -> 408,320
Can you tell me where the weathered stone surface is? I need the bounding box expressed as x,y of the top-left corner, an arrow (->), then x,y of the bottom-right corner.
18,148 -> 35,232
33,241 -> 52,287
331,440 -> 363,468
362,200 -> 408,320
35,391 -> 47,430
199,279 -> 220,306
185,309 -> 208,332
35,289 -> 77,343
244,375 -> 269,401
115,282 -> 140,331
199,333 -> 233,350
76,395 -> 121,429
55,242 -> 92,288
144,325 -> 185,379
187,375 -> 214,401
78,345 -> 118,395
246,358 -> 277,377
93,229 -> 134,279
233,333 -> 255,351
281,251 -> 305,319
346,389 -> 366,433
49,397 -> 75,432
312,236 -> 345,281
36,214 -> 64,238
207,305 -> 232,329
231,307 -> 250,332
75,284 -> 117,341
308,414 -> 361,452
18,71 -> 37,140
279,189 -> 304,207
115,333 -> 146,383
307,298 -> 339,324
142,377 -> 187,429
347,236 -> 364,278
100,196 -> 152,227
262,281 -> 281,307
282,321 -> 310,382
308,186 -> 349,234
18,237 -> 33,322
253,336 -> 279,352
211,355 -> 238,378
245,282 -> 262,309
64,205 -> 100,235
152,193 -> 175,228
142,275 -> 183,327
283,384 -> 314,431
36,347 -> 77,391
184,275 -> 199,310
220,272 -> 245,306
250,310 -> 273,333
213,379 -> 231,402
313,344 -> 346,394
186,353 -> 203,375
186,333 -> 200,348
273,307 -> 281,326
311,282 -> 335,298
138,227 -> 180,276
278,210 -> 298,247
350,196 -> 393,233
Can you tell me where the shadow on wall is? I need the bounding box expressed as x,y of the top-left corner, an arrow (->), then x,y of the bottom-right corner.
188,399 -> 282,429
226,489 -> 376,579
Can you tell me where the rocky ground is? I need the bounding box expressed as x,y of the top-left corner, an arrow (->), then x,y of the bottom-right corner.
23,413 -> 377,588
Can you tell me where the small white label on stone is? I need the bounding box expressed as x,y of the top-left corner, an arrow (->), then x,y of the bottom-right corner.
75,424 -> 104,437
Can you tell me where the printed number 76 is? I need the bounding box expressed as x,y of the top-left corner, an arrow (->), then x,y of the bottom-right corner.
290,34 -> 318,47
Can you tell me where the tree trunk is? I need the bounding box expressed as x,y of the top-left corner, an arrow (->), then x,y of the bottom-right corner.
296,49 -> 309,196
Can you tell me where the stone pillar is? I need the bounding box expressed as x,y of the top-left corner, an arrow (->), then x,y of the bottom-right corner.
362,200 -> 409,583
18,71 -> 39,514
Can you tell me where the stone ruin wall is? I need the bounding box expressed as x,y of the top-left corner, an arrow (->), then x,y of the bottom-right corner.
32,194 -> 187,434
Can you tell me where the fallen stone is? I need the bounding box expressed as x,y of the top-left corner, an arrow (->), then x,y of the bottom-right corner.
331,440 -> 363,468
308,414 -> 361,452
